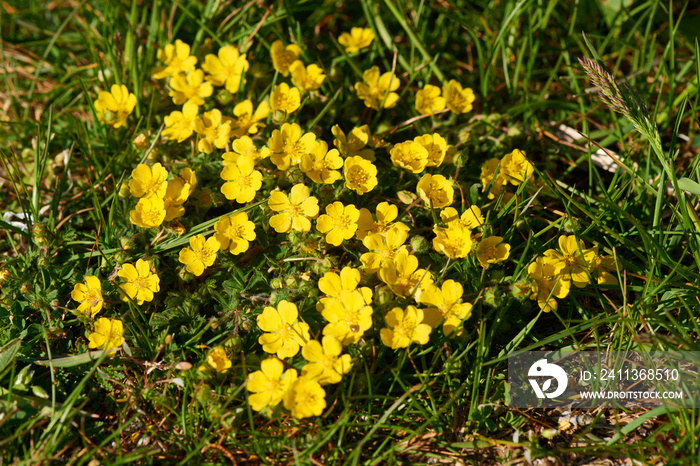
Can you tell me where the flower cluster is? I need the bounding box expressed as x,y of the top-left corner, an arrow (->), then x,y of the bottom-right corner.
527,235 -> 618,312
480,149 -> 534,199
128,163 -> 196,228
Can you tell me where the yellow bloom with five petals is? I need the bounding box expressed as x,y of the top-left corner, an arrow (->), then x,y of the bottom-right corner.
178,234 -> 220,276
153,40 -> 197,80
475,236 -> 510,268
270,40 -> 300,76
442,80 -> 475,114
95,85 -> 137,128
338,27 -> 374,53
169,69 -> 213,106
118,259 -> 160,305
214,212 -> 256,255
301,336 -> 352,385
355,66 -> 399,110
343,156 -> 378,195
415,84 -> 445,115
380,306 -> 431,349
88,318 -> 125,350
220,155 -> 262,203
316,202 -> 360,246
419,280 -> 472,336
289,60 -> 326,92
202,44 -> 249,93
162,101 -> 198,143
299,140 -> 343,184
129,163 -> 169,199
270,82 -> 301,114
417,173 -> 454,209
257,300 -> 310,359
130,197 -> 167,228
207,347 -> 232,373
71,276 -> 103,318
268,184 -> 319,233
246,358 -> 297,411
390,140 -> 429,174
284,376 -> 326,418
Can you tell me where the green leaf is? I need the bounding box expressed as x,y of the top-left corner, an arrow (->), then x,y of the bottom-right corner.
0,339 -> 22,375
678,177 -> 700,196
31,350 -> 119,368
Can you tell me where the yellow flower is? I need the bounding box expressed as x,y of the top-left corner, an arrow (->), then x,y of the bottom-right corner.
299,140 -> 343,184
268,122 -> 317,170
162,101 -> 199,142
527,256 -> 570,312
380,306 -> 432,349
169,69 -> 213,106
320,290 -> 373,345
194,109 -> 231,154
71,276 -> 103,318
360,229 -> 409,274
130,196 -> 167,228
270,40 -> 300,76
202,44 -> 249,93
284,375 -> 326,418
432,225 -> 472,259
227,100 -> 269,138
220,155 -> 262,203
118,259 -> 160,305
268,184 -> 319,233
95,84 -> 137,128
247,358 -> 297,411
417,173 -> 454,209
289,60 -> 326,92
214,212 -> 256,255
378,252 -> 433,299
270,82 -> 301,114
178,234 -> 220,276
440,206 -> 484,230
543,235 -> 597,288
356,201 -> 410,241
153,40 -> 197,80
318,267 -> 372,304
415,84 -> 445,115
414,133 -> 448,167
129,163 -> 169,199
338,27 -> 374,53
301,336 -> 352,385
390,140 -> 429,174
501,149 -> 534,185
480,158 -> 507,199
316,202 -> 360,246
88,318 -> 125,350
343,156 -> 378,195
442,80 -> 475,114
163,175 -> 194,221
331,124 -> 375,160
257,300 -> 310,359
475,236 -> 510,268
419,280 -> 472,336
207,347 -> 231,373
355,66 -> 400,110
223,137 -> 271,165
